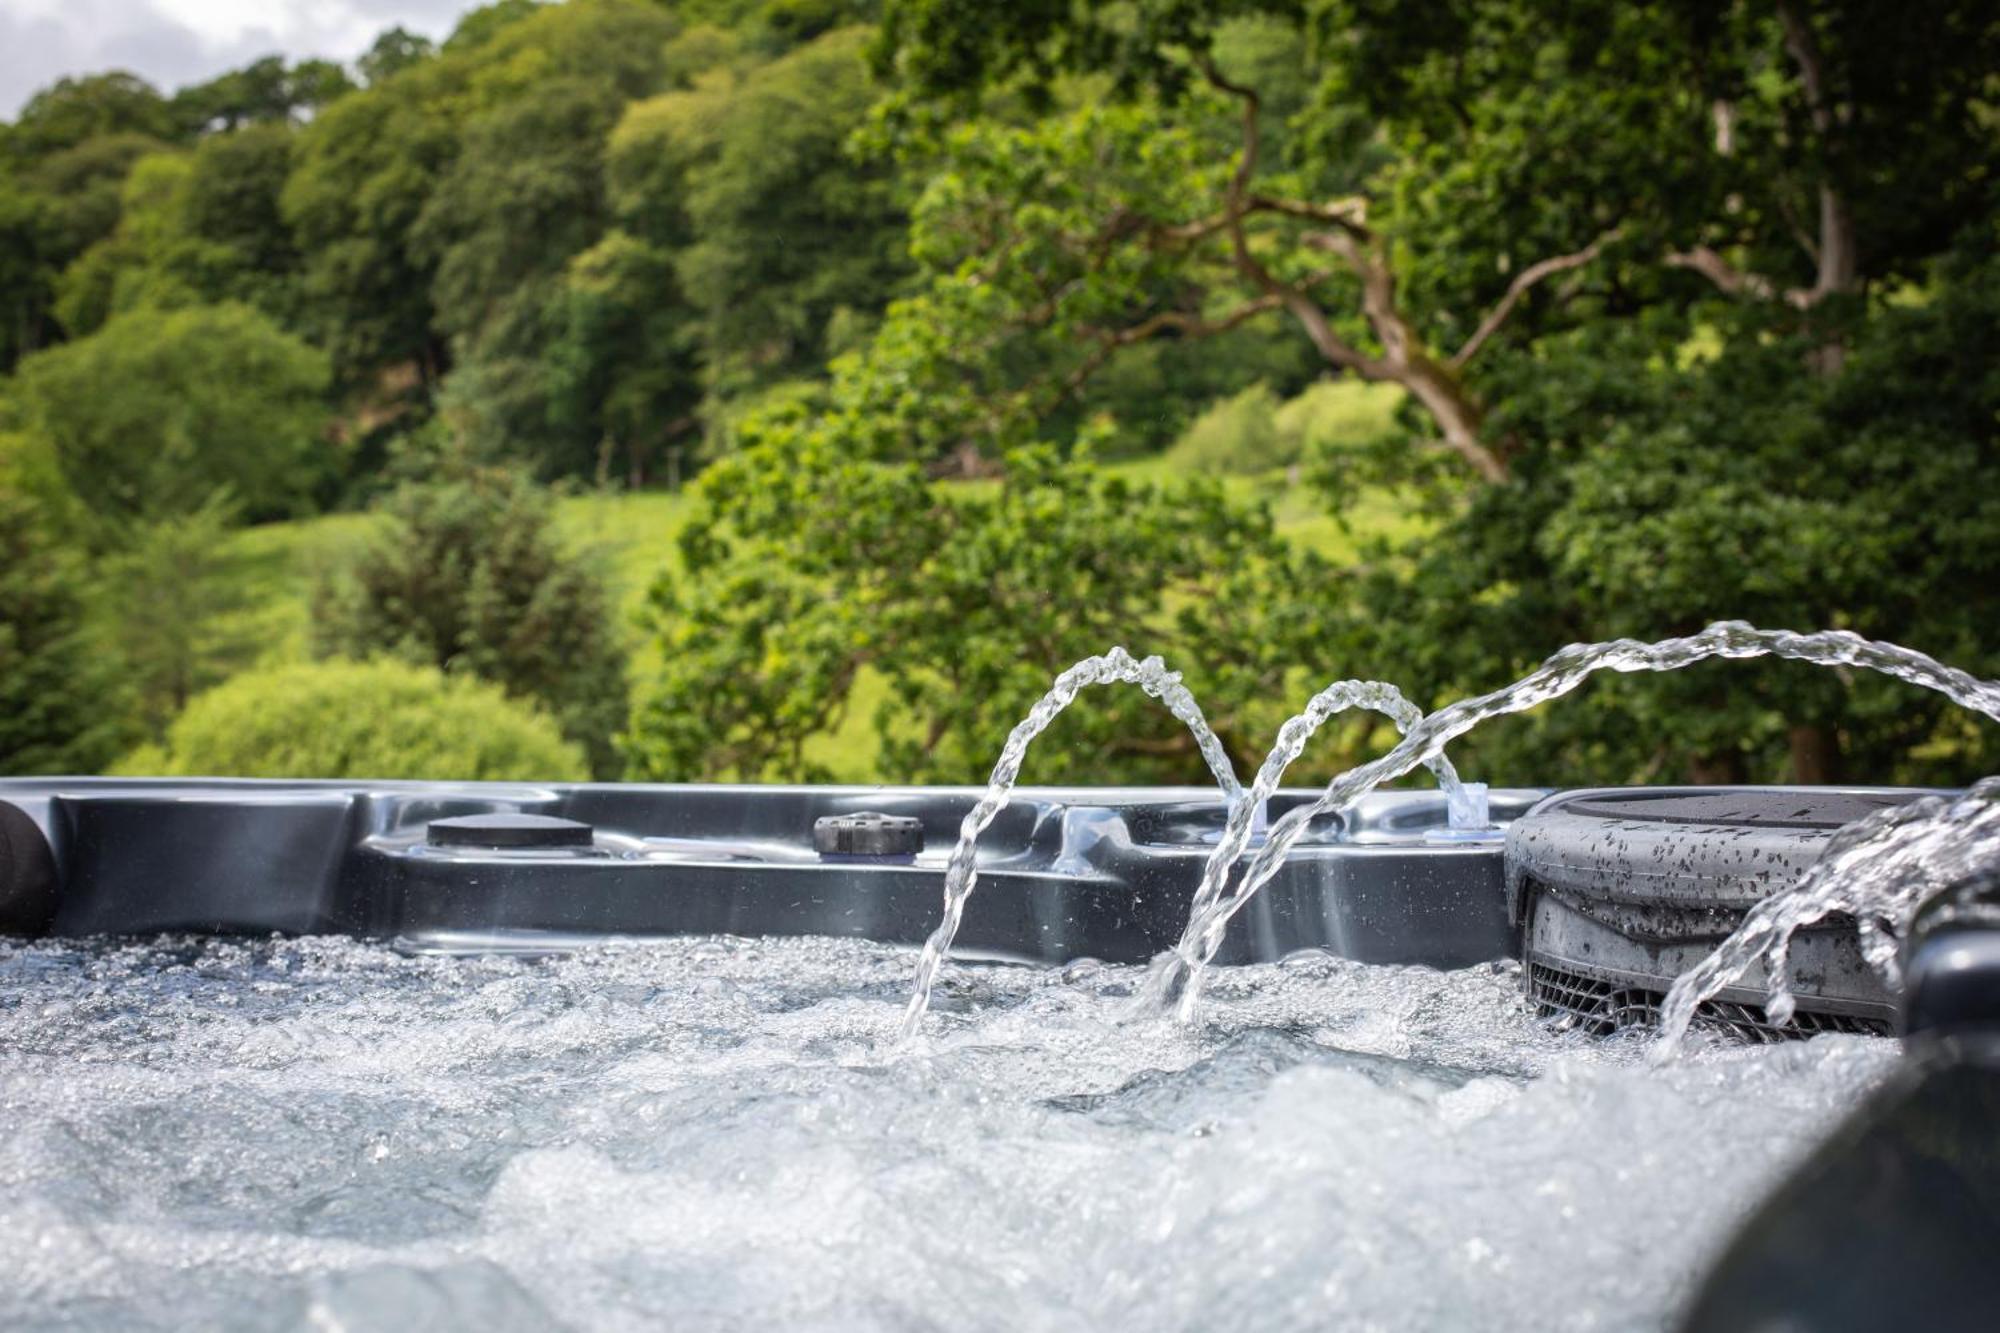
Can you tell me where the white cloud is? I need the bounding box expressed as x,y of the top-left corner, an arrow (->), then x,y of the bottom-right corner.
1,0 -> 479,118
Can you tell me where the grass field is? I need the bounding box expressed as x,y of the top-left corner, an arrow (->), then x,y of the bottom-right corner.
217,464 -> 1426,779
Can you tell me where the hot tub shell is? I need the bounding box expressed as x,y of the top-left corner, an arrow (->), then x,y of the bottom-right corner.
0,778 -> 1539,966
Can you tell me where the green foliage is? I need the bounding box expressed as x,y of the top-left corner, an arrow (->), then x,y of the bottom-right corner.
170,56 -> 356,134
0,0 -> 1993,792
279,61 -> 456,385
1166,383 -> 1282,474
312,467 -> 630,778
54,125 -> 302,337
1327,231 -> 2000,787
417,78 -> 650,471
675,27 -> 910,403
1275,380 -> 1403,459
9,303 -> 331,522
1163,379 -> 1406,476
123,659 -> 588,781
358,29 -> 436,86
547,229 -> 701,486
92,496 -> 257,740
0,437 -> 127,773
0,131 -> 173,370
626,421 -> 1322,783
3,74 -> 176,161
607,24 -> 911,431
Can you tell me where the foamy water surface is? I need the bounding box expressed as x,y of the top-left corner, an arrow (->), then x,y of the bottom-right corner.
0,935 -> 1893,1331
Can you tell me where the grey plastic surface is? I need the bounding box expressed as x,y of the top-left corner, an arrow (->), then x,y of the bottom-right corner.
0,778 -> 1546,967
1508,786 -> 1934,914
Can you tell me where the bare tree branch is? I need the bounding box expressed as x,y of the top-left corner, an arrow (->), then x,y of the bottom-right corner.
1195,58 -> 1383,377
1301,228 -> 1409,364
1244,194 -> 1372,238
1154,194 -> 1369,247
1777,0 -> 1856,307
1665,245 -> 1778,300
1053,284 -> 1315,406
1452,227 -> 1624,369
1197,54 -> 1508,483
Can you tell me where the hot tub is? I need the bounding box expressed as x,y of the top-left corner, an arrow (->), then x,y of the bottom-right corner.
0,777 -> 1993,1332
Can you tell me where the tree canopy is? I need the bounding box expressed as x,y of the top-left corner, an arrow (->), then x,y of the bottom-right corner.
0,0 -> 1995,787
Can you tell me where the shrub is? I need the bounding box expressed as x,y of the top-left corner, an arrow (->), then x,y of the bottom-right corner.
625,434 -> 1318,785
1272,380 -> 1404,457
124,659 -> 588,781
1163,383 -> 1282,474
92,494 -> 255,739
1165,380 -> 1407,476
312,466 -> 629,777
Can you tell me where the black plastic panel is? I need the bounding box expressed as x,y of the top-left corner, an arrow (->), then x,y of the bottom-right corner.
1680,1036 -> 2000,1333
0,779 -> 1543,966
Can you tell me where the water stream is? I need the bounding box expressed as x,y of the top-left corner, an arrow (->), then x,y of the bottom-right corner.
1156,622 -> 2000,1022
1169,678 -> 1467,982
899,649 -> 1241,1037
1653,776 -> 2000,1054
902,666 -> 1468,1035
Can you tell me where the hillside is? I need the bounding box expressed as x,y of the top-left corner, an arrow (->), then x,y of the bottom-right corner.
216,467 -> 1424,780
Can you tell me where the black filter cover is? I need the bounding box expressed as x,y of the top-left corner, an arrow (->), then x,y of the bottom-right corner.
1507,786 -> 1935,913
1679,1040 -> 2000,1333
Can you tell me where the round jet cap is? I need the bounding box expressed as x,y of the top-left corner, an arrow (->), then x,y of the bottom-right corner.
428,813 -> 594,849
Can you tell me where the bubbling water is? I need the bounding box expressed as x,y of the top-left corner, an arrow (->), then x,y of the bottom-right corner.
0,935 -> 1898,1332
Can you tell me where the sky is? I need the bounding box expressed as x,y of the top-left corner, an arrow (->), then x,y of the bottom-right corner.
2,0 -> 481,118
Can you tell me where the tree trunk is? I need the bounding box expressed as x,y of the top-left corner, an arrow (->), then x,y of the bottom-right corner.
1396,355 -> 1509,483
1688,750 -> 1747,785
1787,723 -> 1843,785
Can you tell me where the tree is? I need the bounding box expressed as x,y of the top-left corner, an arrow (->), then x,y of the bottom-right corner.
416,78 -> 646,472
281,51 -> 461,388
619,26 -> 912,411
853,0 -> 2000,782
0,130 -> 172,369
171,56 -> 355,133
92,496 -> 256,740
2,74 -> 175,162
625,420 -> 1326,783
54,124 -> 303,336
869,0 -> 1998,482
285,0 -> 678,418
1324,221 -> 2000,789
358,29 -> 436,85
124,660 -> 588,782
547,228 -> 702,487
8,303 -> 332,522
313,466 -> 630,778
0,436 -> 127,774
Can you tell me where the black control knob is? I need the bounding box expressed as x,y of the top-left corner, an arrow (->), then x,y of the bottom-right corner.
813,811 -> 923,858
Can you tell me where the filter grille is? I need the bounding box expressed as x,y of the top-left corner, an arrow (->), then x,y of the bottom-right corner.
1525,960 -> 1887,1043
